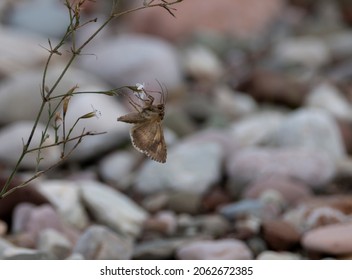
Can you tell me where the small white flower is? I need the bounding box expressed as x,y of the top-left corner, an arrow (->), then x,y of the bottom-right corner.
136,82 -> 145,91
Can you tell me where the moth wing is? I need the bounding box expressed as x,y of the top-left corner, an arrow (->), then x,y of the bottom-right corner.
130,120 -> 167,163
117,112 -> 145,124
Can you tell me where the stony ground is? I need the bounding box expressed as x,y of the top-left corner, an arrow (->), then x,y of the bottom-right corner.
1,0 -> 352,259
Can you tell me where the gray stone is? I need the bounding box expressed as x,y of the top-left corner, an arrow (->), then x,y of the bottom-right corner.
135,140 -> 224,195
2,247 -> 52,260
257,250 -> 302,260
176,239 -> 253,260
305,83 -> 352,120
228,110 -> 286,147
79,34 -> 182,90
36,180 -> 89,230
8,0 -> 68,38
273,37 -> 330,68
37,228 -> 72,259
73,225 -> 133,260
133,238 -> 190,260
273,108 -> 346,161
0,121 -> 60,169
80,180 -> 148,237
226,147 -> 336,190
98,151 -> 137,190
0,237 -> 16,259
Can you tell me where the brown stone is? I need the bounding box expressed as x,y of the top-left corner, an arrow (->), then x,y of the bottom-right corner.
262,219 -> 301,250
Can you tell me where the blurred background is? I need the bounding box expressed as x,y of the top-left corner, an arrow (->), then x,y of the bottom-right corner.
0,0 -> 352,260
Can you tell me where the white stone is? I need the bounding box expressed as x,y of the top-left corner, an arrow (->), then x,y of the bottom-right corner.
79,180 -> 148,237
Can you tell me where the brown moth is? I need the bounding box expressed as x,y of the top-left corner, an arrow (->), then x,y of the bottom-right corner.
117,86 -> 167,163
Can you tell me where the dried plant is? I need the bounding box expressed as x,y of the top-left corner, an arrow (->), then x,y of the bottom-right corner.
0,0 -> 183,198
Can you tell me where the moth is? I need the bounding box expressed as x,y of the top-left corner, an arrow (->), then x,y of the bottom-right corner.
117,86 -> 167,163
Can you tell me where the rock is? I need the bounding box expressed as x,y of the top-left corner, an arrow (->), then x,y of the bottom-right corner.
11,203 -> 78,248
325,31 -> 352,59
134,140 -> 224,195
262,219 -> 301,251
244,175 -> 312,206
227,110 -> 285,147
0,237 -> 16,259
219,200 -> 265,220
73,225 -> 133,260
133,238 -> 190,260
196,215 -> 231,238
304,206 -> 348,230
273,108 -> 346,161
2,247 -> 52,260
0,121 -> 61,169
79,180 -> 148,237
214,86 -> 258,120
60,93 -> 129,162
182,45 -> 223,82
257,251 -> 302,260
98,151 -> 137,190
0,178 -> 49,223
226,147 -> 336,190
37,228 -> 72,259
7,0 -> 68,38
167,192 -> 202,214
302,223 -> 352,255
0,220 -> 7,236
79,34 -> 182,89
0,26 -> 48,77
244,68 -> 309,107
176,239 -> 253,260
273,37 -> 330,68
144,211 -> 178,236
305,83 -> 352,120
36,180 -> 89,230
127,0 -> 284,41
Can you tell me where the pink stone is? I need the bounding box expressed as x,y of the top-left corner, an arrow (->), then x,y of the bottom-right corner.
302,223 -> 352,255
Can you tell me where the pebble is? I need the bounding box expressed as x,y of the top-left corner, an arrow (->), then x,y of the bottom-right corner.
0,64 -> 109,125
133,238 -> 191,260
79,34 -> 182,89
0,121 -> 60,169
257,250 -> 302,260
127,0 -> 284,40
98,151 -> 137,190
219,200 -> 265,220
176,239 -> 253,260
2,247 -> 52,260
305,82 -> 352,120
273,108 -> 346,161
0,237 -> 16,259
59,92 -> 129,162
73,225 -> 133,260
36,180 -> 89,230
134,140 -> 224,195
182,45 -> 223,82
214,86 -> 258,120
0,26 -> 48,77
226,147 -> 336,191
244,175 -> 312,206
80,180 -> 148,237
262,219 -> 301,251
144,211 -> 178,236
11,203 -> 78,248
0,220 -> 7,236
302,223 -> 352,255
227,110 -> 286,147
7,0 -> 68,38
37,228 -> 72,259
273,36 -> 330,68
